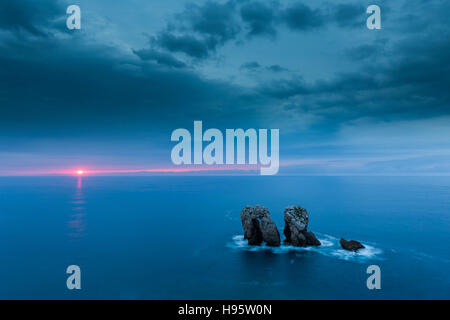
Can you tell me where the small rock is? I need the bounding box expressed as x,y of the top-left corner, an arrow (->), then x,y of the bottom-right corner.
240,205 -> 281,247
340,238 -> 365,252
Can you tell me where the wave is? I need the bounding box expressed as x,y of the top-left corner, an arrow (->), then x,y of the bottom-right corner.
227,234 -> 383,263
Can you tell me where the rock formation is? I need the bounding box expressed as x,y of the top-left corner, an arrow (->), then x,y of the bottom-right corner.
340,238 -> 365,252
240,205 -> 281,247
283,206 -> 321,247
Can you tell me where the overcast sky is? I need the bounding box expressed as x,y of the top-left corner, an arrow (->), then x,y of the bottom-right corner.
1,0 -> 449,175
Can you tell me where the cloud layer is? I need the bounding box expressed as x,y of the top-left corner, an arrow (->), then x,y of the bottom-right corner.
0,0 -> 449,174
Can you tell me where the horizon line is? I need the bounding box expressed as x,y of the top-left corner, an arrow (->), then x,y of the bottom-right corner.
1,173 -> 450,177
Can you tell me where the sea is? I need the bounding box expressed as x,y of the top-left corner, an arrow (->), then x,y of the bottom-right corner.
0,176 -> 449,299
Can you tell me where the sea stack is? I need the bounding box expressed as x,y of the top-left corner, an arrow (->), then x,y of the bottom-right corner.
240,205 -> 281,247
340,238 -> 365,252
283,206 -> 321,247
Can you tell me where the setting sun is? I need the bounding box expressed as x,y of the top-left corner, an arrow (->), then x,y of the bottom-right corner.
77,170 -> 84,175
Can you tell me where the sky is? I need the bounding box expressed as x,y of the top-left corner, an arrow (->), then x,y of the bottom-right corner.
0,0 -> 449,175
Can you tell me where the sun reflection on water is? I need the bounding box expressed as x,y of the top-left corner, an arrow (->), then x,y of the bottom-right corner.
68,176 -> 87,239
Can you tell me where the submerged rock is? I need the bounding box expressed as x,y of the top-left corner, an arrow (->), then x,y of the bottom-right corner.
283,206 -> 321,247
240,205 -> 281,247
340,238 -> 365,252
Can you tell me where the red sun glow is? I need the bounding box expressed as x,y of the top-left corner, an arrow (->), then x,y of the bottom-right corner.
77,170 -> 84,175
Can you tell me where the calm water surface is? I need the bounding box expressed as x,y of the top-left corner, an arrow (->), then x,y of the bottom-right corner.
0,176 -> 449,299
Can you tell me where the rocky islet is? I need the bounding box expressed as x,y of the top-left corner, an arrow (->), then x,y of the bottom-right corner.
240,205 -> 364,251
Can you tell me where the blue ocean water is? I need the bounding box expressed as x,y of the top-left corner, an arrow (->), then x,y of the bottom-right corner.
0,176 -> 449,299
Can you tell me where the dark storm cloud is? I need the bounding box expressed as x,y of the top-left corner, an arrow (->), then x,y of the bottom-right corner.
262,34 -> 450,124
256,0 -> 450,129
260,77 -> 310,98
2,0 -> 449,135
0,0 -> 278,143
132,49 -> 186,68
146,1 -> 240,60
0,0 -> 62,37
240,61 -> 288,73
240,61 -> 261,71
3,1 -> 446,140
332,3 -> 365,28
240,1 -> 277,38
281,2 -> 325,31
154,32 -> 212,59
141,1 -> 358,62
0,37 -> 262,139
266,64 -> 287,72
181,1 -> 240,42
280,2 -> 368,31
